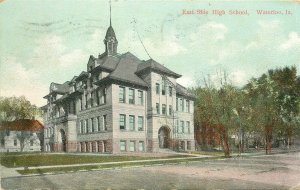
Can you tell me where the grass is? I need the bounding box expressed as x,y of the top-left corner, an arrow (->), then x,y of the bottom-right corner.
16,156 -> 223,175
191,151 -> 224,157
0,153 -> 190,168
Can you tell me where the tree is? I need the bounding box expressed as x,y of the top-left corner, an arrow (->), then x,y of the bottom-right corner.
244,66 -> 300,154
0,96 -> 43,152
194,73 -> 242,157
244,74 -> 280,154
269,67 -> 300,149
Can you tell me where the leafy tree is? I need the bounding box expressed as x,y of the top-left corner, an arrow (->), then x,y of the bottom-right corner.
244,75 -> 280,154
194,66 -> 300,155
194,74 -> 242,157
269,67 -> 300,149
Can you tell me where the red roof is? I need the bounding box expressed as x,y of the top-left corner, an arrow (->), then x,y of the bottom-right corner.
0,119 -> 44,132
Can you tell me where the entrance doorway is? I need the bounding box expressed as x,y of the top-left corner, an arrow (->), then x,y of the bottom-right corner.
60,129 -> 67,152
158,126 -> 171,148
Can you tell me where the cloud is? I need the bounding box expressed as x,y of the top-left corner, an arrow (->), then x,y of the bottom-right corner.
30,34 -> 86,68
0,57 -> 48,106
280,32 -> 300,50
229,70 -> 248,87
188,22 -> 240,66
86,29 -> 105,54
119,29 -> 186,60
191,22 -> 228,43
0,34 -> 89,106
177,76 -> 194,88
58,49 -> 86,68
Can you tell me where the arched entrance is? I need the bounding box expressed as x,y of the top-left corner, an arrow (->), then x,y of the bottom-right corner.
59,129 -> 67,152
158,126 -> 171,148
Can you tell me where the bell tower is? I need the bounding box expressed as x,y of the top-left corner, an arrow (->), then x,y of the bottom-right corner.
104,1 -> 118,56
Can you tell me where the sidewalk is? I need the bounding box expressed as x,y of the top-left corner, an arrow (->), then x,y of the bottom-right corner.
1,165 -> 21,178
1,149 -> 299,178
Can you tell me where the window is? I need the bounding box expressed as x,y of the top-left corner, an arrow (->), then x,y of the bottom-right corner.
182,99 -> 185,112
93,118 -> 98,132
169,105 -> 173,115
162,104 -> 166,115
119,114 -> 126,130
119,86 -> 125,103
139,141 -> 145,151
85,119 -> 89,133
179,98 -> 183,112
186,121 -> 190,134
91,91 -> 94,107
186,100 -> 190,113
187,141 -> 191,150
156,103 -> 160,114
96,90 -> 100,105
102,88 -> 107,104
137,90 -> 143,105
129,115 -> 135,131
180,121 -> 184,133
85,94 -> 88,109
30,140 -> 34,146
89,78 -> 93,88
129,89 -> 135,104
180,141 -> 185,150
80,120 -> 84,133
138,116 -> 144,131
176,120 -> 179,133
120,140 -> 126,151
162,80 -> 166,95
1,139 -> 4,147
155,83 -> 160,95
169,86 -> 172,96
14,140 -> 17,146
98,72 -> 102,80
97,117 -> 101,131
129,141 -> 135,151
103,115 -> 107,131
176,98 -> 178,111
80,97 -> 83,111
91,118 -> 94,132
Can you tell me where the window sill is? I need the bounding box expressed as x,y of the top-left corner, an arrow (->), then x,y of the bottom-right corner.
119,102 -> 144,106
120,130 -> 144,132
79,131 -> 110,134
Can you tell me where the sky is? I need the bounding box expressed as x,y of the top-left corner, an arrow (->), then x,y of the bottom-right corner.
0,0 -> 299,107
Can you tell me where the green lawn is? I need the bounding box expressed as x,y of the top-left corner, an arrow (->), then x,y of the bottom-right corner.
16,157 -> 221,175
0,153 -> 190,168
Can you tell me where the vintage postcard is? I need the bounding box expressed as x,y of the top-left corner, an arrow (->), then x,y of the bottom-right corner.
0,0 -> 299,189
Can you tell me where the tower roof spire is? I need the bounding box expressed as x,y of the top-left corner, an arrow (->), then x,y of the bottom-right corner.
109,0 -> 112,26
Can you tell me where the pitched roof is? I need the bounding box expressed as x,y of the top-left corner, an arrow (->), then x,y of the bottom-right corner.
70,76 -> 78,83
0,119 -> 44,132
108,52 -> 148,87
95,52 -> 148,88
44,82 -> 70,98
75,71 -> 89,81
136,59 -> 181,78
96,55 -> 120,71
175,83 -> 196,100
105,26 -> 117,41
